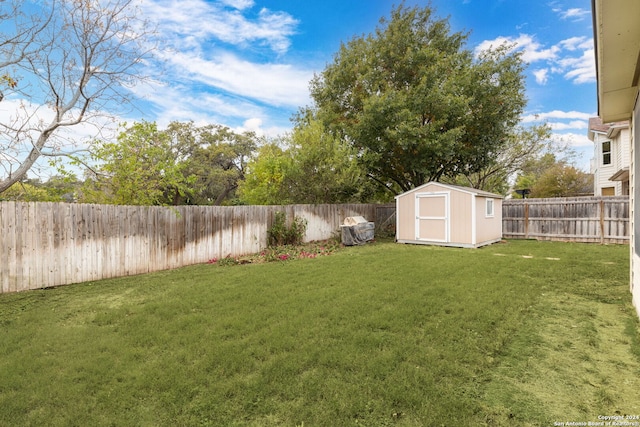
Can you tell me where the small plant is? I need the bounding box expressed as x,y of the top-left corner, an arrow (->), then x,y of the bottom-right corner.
288,215 -> 308,245
211,256 -> 239,266
209,239 -> 344,266
267,211 -> 308,247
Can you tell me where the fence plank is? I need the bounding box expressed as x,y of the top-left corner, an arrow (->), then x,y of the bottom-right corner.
502,196 -> 629,243
0,202 -> 14,292
0,202 -> 388,293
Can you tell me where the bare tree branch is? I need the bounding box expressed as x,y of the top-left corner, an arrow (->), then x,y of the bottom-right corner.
0,0 -> 154,192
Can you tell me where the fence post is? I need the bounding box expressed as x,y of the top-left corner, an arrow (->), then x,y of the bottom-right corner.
600,199 -> 605,244
524,201 -> 529,239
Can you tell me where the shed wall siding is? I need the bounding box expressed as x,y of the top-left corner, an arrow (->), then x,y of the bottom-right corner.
449,190 -> 473,245
396,193 -> 416,241
476,197 -> 503,244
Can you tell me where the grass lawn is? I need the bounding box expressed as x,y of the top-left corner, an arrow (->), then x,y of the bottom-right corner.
1,239 -> 639,426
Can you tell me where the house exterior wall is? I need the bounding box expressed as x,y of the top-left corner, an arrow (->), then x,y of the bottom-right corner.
591,124 -> 630,196
592,0 -> 640,320
593,132 -> 615,194
619,129 -> 631,171
632,100 -> 639,318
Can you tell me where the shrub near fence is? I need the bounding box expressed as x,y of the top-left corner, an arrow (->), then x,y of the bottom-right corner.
502,196 -> 629,244
0,202 -> 393,293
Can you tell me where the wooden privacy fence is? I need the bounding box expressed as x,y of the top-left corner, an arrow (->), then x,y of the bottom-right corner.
0,202 -> 392,293
502,196 -> 629,244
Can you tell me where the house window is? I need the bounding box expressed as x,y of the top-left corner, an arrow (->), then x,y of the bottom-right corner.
486,198 -> 494,217
602,187 -> 615,196
602,141 -> 611,165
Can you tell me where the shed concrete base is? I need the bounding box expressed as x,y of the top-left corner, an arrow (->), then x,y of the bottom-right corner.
395,237 -> 503,249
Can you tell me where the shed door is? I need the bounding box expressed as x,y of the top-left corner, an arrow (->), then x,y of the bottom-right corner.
415,192 -> 449,242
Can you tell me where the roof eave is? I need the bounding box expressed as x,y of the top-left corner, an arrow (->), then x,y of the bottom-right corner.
592,0 -> 640,123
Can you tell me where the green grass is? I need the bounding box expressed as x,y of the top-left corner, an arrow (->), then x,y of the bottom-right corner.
0,240 -> 639,426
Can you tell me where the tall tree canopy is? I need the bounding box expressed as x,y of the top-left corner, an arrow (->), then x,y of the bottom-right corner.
513,153 -> 593,198
0,175 -> 80,202
81,121 -> 257,206
239,117 -> 375,205
238,142 -> 291,205
179,122 -> 256,205
309,4 -> 527,195
81,121 -> 192,206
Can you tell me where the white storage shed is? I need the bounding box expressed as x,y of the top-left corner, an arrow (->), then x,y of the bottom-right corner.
395,182 -> 503,248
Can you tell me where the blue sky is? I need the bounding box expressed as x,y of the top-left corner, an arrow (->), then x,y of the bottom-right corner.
131,0 -> 596,170
0,0 -> 597,178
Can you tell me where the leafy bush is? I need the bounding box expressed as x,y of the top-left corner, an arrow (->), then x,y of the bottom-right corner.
267,211 -> 308,246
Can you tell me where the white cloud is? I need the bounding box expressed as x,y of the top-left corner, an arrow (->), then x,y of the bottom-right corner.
533,68 -> 549,85
552,132 -> 592,148
548,120 -> 589,131
476,33 -> 595,85
555,7 -> 590,22
559,36 -> 592,51
522,110 -> 593,122
558,48 -> 596,84
129,0 -> 309,137
233,117 -> 290,138
475,34 -> 559,63
142,0 -> 298,54
128,79 -> 267,125
220,0 -> 254,10
241,117 -> 263,132
160,51 -> 312,107
521,111 -> 593,159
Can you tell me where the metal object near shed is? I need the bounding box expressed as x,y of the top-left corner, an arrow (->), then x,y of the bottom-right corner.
340,216 -> 375,246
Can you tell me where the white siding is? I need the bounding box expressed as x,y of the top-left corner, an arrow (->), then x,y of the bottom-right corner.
633,99 -> 640,319
592,126 -> 631,196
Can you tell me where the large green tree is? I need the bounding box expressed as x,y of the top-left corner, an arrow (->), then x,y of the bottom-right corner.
238,142 -> 290,205
280,117 -> 374,204
531,163 -> 593,198
239,118 -> 376,205
81,121 -> 193,206
309,4 -> 527,195
0,175 -> 81,202
81,121 -> 256,206
178,123 -> 256,205
513,153 -> 593,198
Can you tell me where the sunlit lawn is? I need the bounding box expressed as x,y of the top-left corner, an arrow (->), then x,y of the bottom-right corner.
0,239 -> 638,426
